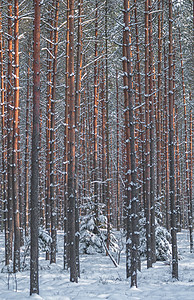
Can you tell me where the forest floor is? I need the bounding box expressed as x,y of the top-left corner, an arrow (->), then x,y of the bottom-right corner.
0,229 -> 193,300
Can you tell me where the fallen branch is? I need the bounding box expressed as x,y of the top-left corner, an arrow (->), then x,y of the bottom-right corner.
96,226 -> 119,268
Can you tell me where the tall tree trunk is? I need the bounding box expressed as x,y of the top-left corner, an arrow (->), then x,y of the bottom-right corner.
145,0 -> 152,268
178,27 -> 193,253
24,41 -> 31,237
189,104 -> 193,252
175,106 -> 181,231
13,0 -> 20,273
7,0 -> 13,262
116,70 -> 120,230
164,39 -> 170,230
168,0 -> 178,279
30,0 -> 41,295
93,0 -> 99,226
45,0 -> 54,261
64,0 -> 69,270
123,0 -> 139,287
101,60 -> 106,207
105,0 -> 110,250
75,0 -> 83,277
68,0 -> 78,283
50,0 -> 60,265
156,0 -> 162,206
148,0 -> 156,264
0,1 -> 9,265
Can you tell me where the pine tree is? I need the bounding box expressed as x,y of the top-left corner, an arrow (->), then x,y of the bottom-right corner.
30,0 -> 41,294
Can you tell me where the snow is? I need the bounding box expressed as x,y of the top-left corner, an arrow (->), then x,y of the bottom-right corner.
0,230 -> 193,299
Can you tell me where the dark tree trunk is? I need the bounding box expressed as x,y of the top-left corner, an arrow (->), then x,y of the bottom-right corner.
50,0 -> 60,265
68,0 -> 78,283
116,70 -> 120,231
178,27 -> 193,253
105,0 -> 110,250
75,0 -> 83,277
168,0 -> 178,280
144,0 -> 152,268
148,0 -> 156,264
30,0 -> 41,295
93,0 -> 99,226
24,41 -> 31,237
123,0 -> 139,287
189,98 -> 193,252
64,0 -> 69,270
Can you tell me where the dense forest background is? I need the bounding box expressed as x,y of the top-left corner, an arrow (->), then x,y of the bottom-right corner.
0,0 -> 193,295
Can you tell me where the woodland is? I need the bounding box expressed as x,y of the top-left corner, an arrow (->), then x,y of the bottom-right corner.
0,0 -> 193,298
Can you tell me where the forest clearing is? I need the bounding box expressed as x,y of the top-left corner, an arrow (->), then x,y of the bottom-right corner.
0,230 -> 193,299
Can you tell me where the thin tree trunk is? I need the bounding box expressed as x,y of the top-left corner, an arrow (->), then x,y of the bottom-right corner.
68,0 -> 78,283
178,27 -> 193,253
101,60 -> 106,207
148,0 -> 156,264
50,0 -> 60,265
64,0 -> 69,270
12,0 -> 20,273
45,0 -> 55,260
189,96 -> 193,252
75,0 -> 83,277
30,0 -> 41,294
105,0 -> 110,250
7,0 -> 13,262
175,106 -> 181,231
156,0 -> 162,205
0,2 -> 9,265
93,0 -> 99,226
168,0 -> 178,279
145,0 -> 152,268
24,41 -> 31,237
164,39 -> 170,230
116,70 -> 120,230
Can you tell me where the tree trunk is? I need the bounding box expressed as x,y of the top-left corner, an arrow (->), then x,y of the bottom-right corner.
50,0 -> 60,265
189,97 -> 193,252
75,0 -> 83,277
64,0 -> 69,270
164,39 -> 170,230
13,0 -> 20,273
148,0 -> 156,264
30,0 -> 41,295
123,0 -> 139,287
45,0 -> 55,261
68,0 -> 78,283
93,0 -> 99,226
24,41 -> 31,237
178,27 -> 193,253
116,70 -> 120,230
7,0 -> 13,262
145,0 -> 152,268
156,0 -> 162,203
168,0 -> 178,280
0,1 -> 9,265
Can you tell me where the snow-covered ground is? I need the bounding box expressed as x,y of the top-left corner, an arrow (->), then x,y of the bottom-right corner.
0,230 -> 193,300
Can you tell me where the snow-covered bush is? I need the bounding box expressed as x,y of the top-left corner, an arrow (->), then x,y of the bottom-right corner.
38,227 -> 52,253
79,200 -> 120,256
155,225 -> 171,261
139,215 -> 172,261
